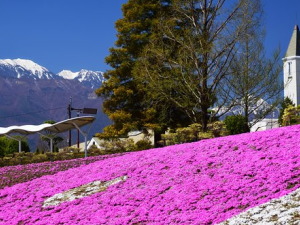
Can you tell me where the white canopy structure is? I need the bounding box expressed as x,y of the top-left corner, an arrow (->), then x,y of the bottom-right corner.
0,116 -> 95,157
0,124 -> 53,136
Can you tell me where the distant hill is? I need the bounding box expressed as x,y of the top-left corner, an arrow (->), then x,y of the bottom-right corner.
0,59 -> 110,149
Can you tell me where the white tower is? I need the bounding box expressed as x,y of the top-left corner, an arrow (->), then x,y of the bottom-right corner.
283,25 -> 300,106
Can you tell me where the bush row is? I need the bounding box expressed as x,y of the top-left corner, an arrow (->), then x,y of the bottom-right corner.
0,116 -> 248,167
0,139 -> 154,167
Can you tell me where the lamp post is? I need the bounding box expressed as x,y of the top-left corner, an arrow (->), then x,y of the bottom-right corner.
68,97 -> 72,147
67,98 -> 97,148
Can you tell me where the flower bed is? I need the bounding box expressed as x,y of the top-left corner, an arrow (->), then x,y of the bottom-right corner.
0,153 -> 125,189
1,125 -> 300,224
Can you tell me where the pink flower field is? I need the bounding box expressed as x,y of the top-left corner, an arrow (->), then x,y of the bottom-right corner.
0,153 -> 125,189
1,125 -> 300,224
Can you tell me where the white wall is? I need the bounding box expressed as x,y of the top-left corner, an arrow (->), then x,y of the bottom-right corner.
283,56 -> 300,105
250,119 -> 279,132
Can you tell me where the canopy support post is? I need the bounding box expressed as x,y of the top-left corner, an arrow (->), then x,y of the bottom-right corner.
38,132 -> 55,153
5,135 -> 22,153
72,123 -> 89,158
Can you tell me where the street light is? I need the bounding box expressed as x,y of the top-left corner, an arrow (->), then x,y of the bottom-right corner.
67,97 -> 97,148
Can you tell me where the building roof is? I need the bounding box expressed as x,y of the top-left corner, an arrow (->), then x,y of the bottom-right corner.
285,25 -> 300,57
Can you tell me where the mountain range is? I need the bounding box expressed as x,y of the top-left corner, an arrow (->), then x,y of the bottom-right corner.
0,59 -> 104,89
0,58 -> 110,149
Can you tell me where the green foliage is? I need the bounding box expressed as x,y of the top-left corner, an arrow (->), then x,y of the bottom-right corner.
161,122 -> 226,146
97,0 -> 272,135
198,132 -> 214,140
96,0 -> 193,136
133,0 -> 252,131
0,151 -> 84,167
44,120 -> 56,124
224,115 -> 249,135
282,105 -> 300,126
95,1 -> 163,136
208,121 -> 227,137
278,97 -> 294,126
99,139 -> 136,154
0,136 -> 30,157
135,140 -> 153,151
88,145 -> 103,156
96,137 -> 153,154
32,154 -> 48,163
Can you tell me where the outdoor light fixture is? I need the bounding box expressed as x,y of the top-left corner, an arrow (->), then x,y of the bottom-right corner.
67,97 -> 98,147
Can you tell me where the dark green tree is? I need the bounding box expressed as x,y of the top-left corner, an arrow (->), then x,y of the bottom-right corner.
224,115 -> 249,135
96,0 -> 190,137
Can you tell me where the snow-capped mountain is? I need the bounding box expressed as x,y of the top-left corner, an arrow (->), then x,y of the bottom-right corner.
0,59 -> 59,80
58,69 -> 104,89
0,58 -> 110,148
0,58 -> 104,89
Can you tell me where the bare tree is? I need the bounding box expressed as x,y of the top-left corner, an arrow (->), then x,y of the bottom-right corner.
225,0 -> 282,130
134,0 -> 250,131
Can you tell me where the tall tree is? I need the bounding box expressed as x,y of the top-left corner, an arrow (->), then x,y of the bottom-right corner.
96,0 -> 181,137
226,0 -> 282,130
134,0 -> 247,131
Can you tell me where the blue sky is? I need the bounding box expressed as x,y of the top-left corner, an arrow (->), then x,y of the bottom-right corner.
0,0 -> 299,73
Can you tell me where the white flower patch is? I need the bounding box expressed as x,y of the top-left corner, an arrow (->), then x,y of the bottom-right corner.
43,175 -> 127,208
218,188 -> 300,225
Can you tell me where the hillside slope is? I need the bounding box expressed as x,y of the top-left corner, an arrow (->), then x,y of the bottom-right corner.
1,125 -> 300,224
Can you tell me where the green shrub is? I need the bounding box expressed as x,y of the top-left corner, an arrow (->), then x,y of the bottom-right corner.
282,105 -> 300,126
0,137 -> 30,157
198,132 -> 214,140
176,127 -> 198,143
224,115 -> 249,135
46,152 -> 55,161
135,140 -> 153,151
32,154 -> 48,163
278,97 -> 294,126
161,133 -> 177,146
100,139 -> 136,153
161,123 -> 222,146
88,146 -> 103,156
208,121 -> 227,137
62,147 -> 81,153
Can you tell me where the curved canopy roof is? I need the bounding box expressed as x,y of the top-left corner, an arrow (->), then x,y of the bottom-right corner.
0,116 -> 95,136
46,116 -> 96,133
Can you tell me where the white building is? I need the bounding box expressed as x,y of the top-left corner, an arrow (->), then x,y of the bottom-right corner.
87,129 -> 155,150
283,25 -> 300,105
250,118 -> 279,132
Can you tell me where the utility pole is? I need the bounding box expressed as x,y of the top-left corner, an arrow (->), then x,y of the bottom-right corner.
68,97 -> 72,147
77,111 -> 80,148
67,96 -> 97,148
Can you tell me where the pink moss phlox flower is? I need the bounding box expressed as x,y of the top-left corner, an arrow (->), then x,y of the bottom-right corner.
1,125 -> 300,224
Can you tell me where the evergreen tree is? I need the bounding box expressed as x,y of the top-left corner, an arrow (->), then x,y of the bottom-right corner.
96,0 -> 189,137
